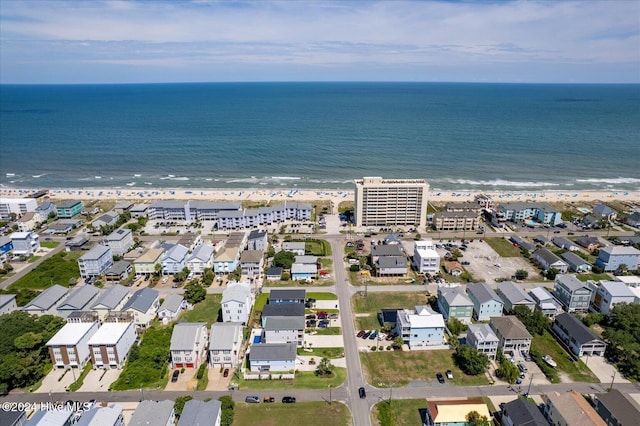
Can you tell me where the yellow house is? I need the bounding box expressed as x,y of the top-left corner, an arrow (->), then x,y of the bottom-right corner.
133,248 -> 164,276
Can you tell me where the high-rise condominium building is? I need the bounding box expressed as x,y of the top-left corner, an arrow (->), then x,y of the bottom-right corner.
354,177 -> 429,227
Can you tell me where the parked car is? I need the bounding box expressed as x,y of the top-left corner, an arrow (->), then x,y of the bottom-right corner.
282,397 -> 296,403
223,368 -> 230,378
436,373 -> 445,384
362,331 -> 372,339
245,396 -> 261,403
328,313 -> 339,319
263,396 -> 275,403
358,387 -> 366,399
306,314 -> 317,320
369,331 -> 378,340
517,363 -> 527,372
171,370 -> 180,383
446,370 -> 453,379
306,320 -> 317,327
357,330 -> 365,338
318,320 -> 329,328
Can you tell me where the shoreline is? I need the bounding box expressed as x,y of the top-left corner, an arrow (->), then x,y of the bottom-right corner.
1,186 -> 639,205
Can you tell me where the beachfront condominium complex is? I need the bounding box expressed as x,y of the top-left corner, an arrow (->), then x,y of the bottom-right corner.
354,177 -> 429,227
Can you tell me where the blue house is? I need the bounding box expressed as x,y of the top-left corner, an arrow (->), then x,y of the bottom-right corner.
394,305 -> 445,350
0,236 -> 13,255
466,282 -> 504,321
595,246 -> 640,272
161,244 -> 189,274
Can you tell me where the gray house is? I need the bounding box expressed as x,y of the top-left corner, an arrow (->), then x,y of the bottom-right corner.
177,400 -> 221,426
249,342 -> 297,373
496,281 -> 535,312
466,282 -> 504,321
561,251 -> 593,273
21,284 -> 68,316
268,289 -> 306,305
533,247 -> 568,273
553,275 -> 592,313
501,398 -> 549,426
552,237 -> 579,251
528,287 -> 562,318
247,230 -> 268,251
376,256 -> 408,276
129,400 -> 175,426
90,284 -> 130,321
594,389 -> 640,426
509,235 -> 536,253
552,313 -> 606,357
490,316 -> 532,360
437,285 -> 474,324
56,285 -> 100,318
466,323 -> 499,360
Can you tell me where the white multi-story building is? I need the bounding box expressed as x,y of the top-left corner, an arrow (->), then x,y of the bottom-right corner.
170,322 -> 209,369
0,197 -> 38,220
354,177 -> 429,227
221,282 -> 253,324
46,322 -> 100,369
9,231 -> 40,256
88,322 -> 137,369
209,322 -> 243,368
78,245 -> 114,279
412,240 -> 440,274
104,228 -> 134,257
186,245 -> 214,274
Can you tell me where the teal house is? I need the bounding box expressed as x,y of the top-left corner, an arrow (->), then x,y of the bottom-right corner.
437,285 -> 474,325
57,200 -> 84,218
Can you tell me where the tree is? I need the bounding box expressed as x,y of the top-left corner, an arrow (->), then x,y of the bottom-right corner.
453,345 -> 489,375
202,268 -> 215,286
510,305 -> 550,335
393,336 -> 404,349
219,396 -> 235,426
602,303 -> 640,381
545,268 -> 559,280
314,357 -> 334,377
174,395 -> 193,417
447,317 -> 465,337
466,410 -> 490,426
495,351 -> 519,384
514,269 -> 529,280
273,250 -> 296,269
154,262 -> 163,277
184,283 -> 206,304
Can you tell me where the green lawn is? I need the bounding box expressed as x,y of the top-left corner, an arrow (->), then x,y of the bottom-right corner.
180,294 -> 222,326
233,401 -> 350,426
40,241 -> 60,249
484,238 -> 522,257
355,314 -> 382,331
575,273 -> 612,282
373,399 -> 425,426
307,292 -> 338,300
254,293 -> 269,311
9,251 -> 82,291
313,327 -> 342,336
360,350 -> 490,387
263,280 -> 335,288
238,368 -> 346,390
353,292 -> 429,315
296,347 -> 344,358
27,256 -> 41,263
531,331 -> 598,383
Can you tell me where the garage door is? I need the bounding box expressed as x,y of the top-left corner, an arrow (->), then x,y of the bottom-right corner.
174,363 -> 183,368
186,363 -> 194,368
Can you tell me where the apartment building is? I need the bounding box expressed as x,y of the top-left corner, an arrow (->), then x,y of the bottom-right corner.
354,177 -> 429,227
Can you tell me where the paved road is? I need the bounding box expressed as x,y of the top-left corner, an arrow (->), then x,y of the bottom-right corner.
0,242 -> 66,290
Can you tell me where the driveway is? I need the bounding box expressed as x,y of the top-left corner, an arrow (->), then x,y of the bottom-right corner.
581,356 -> 630,384
35,367 -> 77,393
296,356 -> 346,372
164,368 -> 197,391
304,334 -> 344,348
206,367 -> 232,391
78,369 -> 121,392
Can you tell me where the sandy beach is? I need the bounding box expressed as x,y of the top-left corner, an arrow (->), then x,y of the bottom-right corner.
1,186 -> 639,206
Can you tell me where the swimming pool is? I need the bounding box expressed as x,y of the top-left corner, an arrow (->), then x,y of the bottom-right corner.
577,208 -> 591,214
525,220 -> 538,227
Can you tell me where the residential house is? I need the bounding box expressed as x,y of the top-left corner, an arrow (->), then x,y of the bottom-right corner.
122,287 -> 159,328
291,262 -> 318,280
209,322 -> 243,368
92,212 -> 119,230
104,261 -> 132,283
501,398 -> 549,426
46,322 -> 99,369
22,285 -> 68,316
552,236 -> 579,251
593,204 -> 617,221
66,311 -> 99,324
0,294 -> 17,316
433,210 -> 479,231
393,305 -> 445,349
443,260 -> 463,276
594,389 -> 640,426
413,240 -> 440,274
592,281 -> 636,314
212,246 -> 240,275
553,275 -> 593,313
56,285 -> 100,318
221,282 -> 253,324
383,232 -> 402,245
266,267 -> 282,280
161,244 -> 189,275
240,250 -> 264,278
370,244 -> 404,264
552,313 -> 606,357
281,242 -> 305,256
466,324 -> 499,360
561,252 -> 593,273
129,204 -> 148,219
56,200 -> 83,218
596,246 -> 640,272
249,342 -> 297,373
376,256 -> 407,276
475,193 -> 494,209
247,230 -> 268,251
423,399 -> 491,426
261,303 -> 305,327
90,285 -> 130,321
263,317 -> 305,346
496,281 -> 535,312
170,322 -> 208,369
129,400 -> 175,426
113,201 -> 133,214
158,294 -> 190,320
509,235 -> 536,253
269,289 -> 305,304
88,322 -> 137,369
576,236 -> 601,251
104,228 -> 134,257
133,248 -> 164,276
466,282 -> 504,321
0,410 -> 26,426
75,404 -> 124,426
177,233 -> 202,252
25,409 -> 74,426
17,212 -> 38,231
177,400 -> 221,426
533,235 -> 550,246
437,285 -> 474,324
528,287 -> 562,318
0,236 -> 13,256
186,244 -> 214,275
543,391 -> 606,426
65,236 -> 90,252
533,248 -> 569,273
78,245 -> 114,280
44,221 -> 75,235
626,211 -> 640,228
9,231 -> 40,256
490,316 -> 532,360
35,201 -> 57,222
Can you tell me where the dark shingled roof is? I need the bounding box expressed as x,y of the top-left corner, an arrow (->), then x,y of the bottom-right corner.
502,398 -> 548,426
554,313 -> 603,346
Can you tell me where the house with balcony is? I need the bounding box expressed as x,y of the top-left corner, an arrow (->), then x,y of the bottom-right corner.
490,316 -> 532,360
263,316 -> 305,346
209,322 -> 243,368
104,261 -> 132,283
543,391 -> 606,426
423,399 -> 491,426
0,294 -> 17,316
170,322 -> 209,369
161,244 -> 189,275
281,242 -> 305,256
268,289 -> 306,305
129,400 -> 175,426
437,285 -> 473,324
291,262 -> 318,280
249,342 -> 297,373
393,305 -> 445,350
133,248 -> 164,276
186,245 -> 214,275
158,294 -> 191,320
22,285 -> 68,316
247,230 -> 268,251
88,322 -> 136,369
528,287 -> 562,318
561,252 -> 593,273
592,280 -> 637,314
261,303 -> 305,327
240,250 -> 264,278
122,287 -> 159,328
56,285 -> 100,318
376,256 -> 407,277
466,324 -> 499,360
35,201 -> 57,222
553,274 -> 593,313
413,240 -> 440,274
104,228 -> 134,257
552,313 -> 606,357
78,245 -> 114,280
212,246 -> 240,275
46,322 -> 99,369
594,389 -> 640,426
17,212 -> 38,232
596,246 -> 640,272
92,212 -> 119,230
221,282 -> 253,324
466,282 -> 503,321
90,285 -> 130,321
9,231 -> 40,256
533,248 -> 568,273
56,200 -> 83,218
496,281 -> 535,312
433,210 -> 479,231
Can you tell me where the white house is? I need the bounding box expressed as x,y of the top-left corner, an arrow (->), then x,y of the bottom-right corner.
593,281 -> 637,314
240,250 -> 264,278
129,400 -> 175,426
122,287 -> 159,328
0,294 -> 18,316
209,322 -> 243,368
161,244 -> 189,275
170,322 -> 209,369
92,212 -> 119,229
247,230 -> 268,251
46,322 -> 99,369
249,342 -> 297,373
17,212 -> 38,231
412,240 -> 440,274
158,294 -> 191,320
466,323 -> 499,360
78,245 -> 114,280
9,231 -> 40,256
263,317 -> 305,346
221,282 -> 253,324
104,228 -> 134,257
393,305 -> 446,349
88,322 -> 137,369
186,245 -> 214,274
281,242 -> 305,256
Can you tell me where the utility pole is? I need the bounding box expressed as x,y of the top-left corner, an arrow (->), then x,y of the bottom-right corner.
610,371 -> 616,391
328,384 -> 332,405
526,373 -> 534,396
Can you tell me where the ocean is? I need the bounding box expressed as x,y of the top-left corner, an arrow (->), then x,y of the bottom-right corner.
1,82 -> 639,192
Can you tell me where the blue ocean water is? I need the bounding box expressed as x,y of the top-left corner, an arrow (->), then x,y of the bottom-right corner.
1,82 -> 638,191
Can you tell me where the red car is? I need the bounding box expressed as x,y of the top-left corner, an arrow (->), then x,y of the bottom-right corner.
357,330 -> 365,338
223,368 -> 229,378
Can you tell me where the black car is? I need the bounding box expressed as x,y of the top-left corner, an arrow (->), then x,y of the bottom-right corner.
223,368 -> 230,378
171,370 -> 180,382
358,387 -> 366,399
282,396 -> 296,403
436,373 -> 445,384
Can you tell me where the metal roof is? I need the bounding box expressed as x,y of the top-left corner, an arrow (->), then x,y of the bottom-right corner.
91,285 -> 129,310
58,285 -> 99,310
170,322 -> 208,351
209,322 -> 242,351
262,303 -> 305,317
22,284 -> 68,310
249,342 -> 297,361
221,283 -> 251,304
466,282 -> 502,305
129,400 -> 174,426
46,322 -> 97,346
158,294 -> 184,314
497,281 -> 535,305
177,400 -> 221,426
264,316 -> 305,331
269,289 -> 306,301
122,287 -> 159,313
87,322 -> 134,345
79,244 -> 112,261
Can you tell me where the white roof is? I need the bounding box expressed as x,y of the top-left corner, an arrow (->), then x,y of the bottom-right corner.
88,322 -> 133,345
400,306 -> 445,328
221,283 -> 251,304
600,281 -> 636,298
10,231 -> 33,239
615,275 -> 640,287
46,322 -> 97,346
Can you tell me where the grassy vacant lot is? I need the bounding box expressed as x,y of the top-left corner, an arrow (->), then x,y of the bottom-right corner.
305,239 -> 332,256
353,292 -> 429,315
575,273 -> 612,282
180,294 -> 222,326
360,350 -> 489,387
307,292 -> 338,300
314,327 -> 342,336
9,251 -> 82,291
234,401 -> 350,426
355,314 -> 382,331
373,399 -> 425,426
484,238 -> 521,257
40,241 -> 60,249
263,280 -> 334,288
255,293 -> 269,311
238,368 -> 346,390
532,331 -> 598,383
297,347 -> 344,358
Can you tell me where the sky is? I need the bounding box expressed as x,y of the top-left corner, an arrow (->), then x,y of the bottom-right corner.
1,0 -> 639,84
